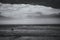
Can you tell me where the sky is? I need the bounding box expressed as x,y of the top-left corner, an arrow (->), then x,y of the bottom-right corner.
0,3 -> 60,18
0,0 -> 60,8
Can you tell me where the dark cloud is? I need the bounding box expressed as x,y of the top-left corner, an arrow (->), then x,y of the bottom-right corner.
0,0 -> 60,8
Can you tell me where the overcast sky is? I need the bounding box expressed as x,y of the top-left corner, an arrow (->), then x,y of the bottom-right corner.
0,0 -> 60,8
0,3 -> 60,17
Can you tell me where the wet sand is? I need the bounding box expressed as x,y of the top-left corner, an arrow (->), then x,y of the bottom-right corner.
0,36 -> 60,40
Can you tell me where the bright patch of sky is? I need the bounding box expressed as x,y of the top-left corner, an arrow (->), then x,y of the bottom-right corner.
0,3 -> 60,17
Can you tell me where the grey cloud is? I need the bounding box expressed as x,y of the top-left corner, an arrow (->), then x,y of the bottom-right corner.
0,3 -> 60,18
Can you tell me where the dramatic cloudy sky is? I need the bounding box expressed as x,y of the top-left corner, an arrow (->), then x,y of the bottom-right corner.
0,3 -> 60,18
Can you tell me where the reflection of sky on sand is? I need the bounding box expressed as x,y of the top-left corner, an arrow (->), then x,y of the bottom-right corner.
0,17 -> 60,24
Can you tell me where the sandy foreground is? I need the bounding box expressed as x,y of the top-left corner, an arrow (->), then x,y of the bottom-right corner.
0,36 -> 60,40
0,25 -> 60,40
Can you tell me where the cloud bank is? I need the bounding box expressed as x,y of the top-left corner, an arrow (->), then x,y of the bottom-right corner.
0,3 -> 60,18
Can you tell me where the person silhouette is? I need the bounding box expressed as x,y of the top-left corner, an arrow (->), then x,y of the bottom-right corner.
11,28 -> 14,31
